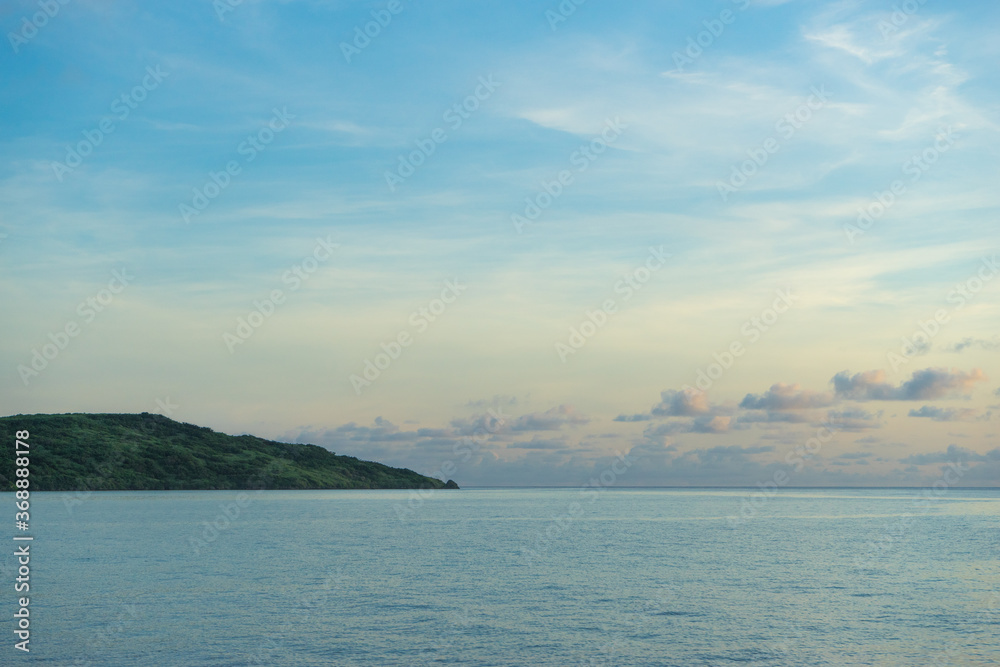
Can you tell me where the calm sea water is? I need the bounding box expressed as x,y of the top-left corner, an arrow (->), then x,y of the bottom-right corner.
2,488 -> 998,666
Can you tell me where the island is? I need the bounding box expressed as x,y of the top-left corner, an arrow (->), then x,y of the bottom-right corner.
0,412 -> 459,492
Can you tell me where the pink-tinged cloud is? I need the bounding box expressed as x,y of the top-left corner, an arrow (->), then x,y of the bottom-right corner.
652,389 -> 712,416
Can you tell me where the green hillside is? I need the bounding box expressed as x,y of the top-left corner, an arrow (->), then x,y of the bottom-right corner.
0,413 -> 458,491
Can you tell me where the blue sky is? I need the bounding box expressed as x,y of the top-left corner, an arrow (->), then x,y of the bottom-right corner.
2,0 -> 999,486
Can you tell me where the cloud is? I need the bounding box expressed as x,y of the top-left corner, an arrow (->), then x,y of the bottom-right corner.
837,452 -> 874,460
615,388 -> 731,422
833,368 -> 988,401
449,404 -> 588,436
907,406 -> 986,422
643,415 -> 734,437
739,383 -> 835,410
802,9 -> 940,66
899,444 -> 996,465
613,413 -> 653,422
616,441 -> 911,487
948,337 -> 1000,353
450,412 -> 508,437
805,24 -> 882,64
651,389 -> 712,416
466,395 -> 520,408
288,409 -> 596,486
287,417 -> 486,475
314,417 -> 420,444
509,405 -> 589,431
826,408 -> 884,431
688,416 -> 734,434
683,445 -> 775,463
506,437 -> 570,450
736,411 -> 813,425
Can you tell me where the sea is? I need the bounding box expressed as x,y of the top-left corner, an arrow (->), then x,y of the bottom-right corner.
3,488 -> 998,666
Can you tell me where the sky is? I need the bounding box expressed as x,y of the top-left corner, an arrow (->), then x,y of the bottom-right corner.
1,0 -> 998,487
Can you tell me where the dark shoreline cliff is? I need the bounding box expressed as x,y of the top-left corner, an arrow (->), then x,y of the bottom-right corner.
1,413 -> 458,492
